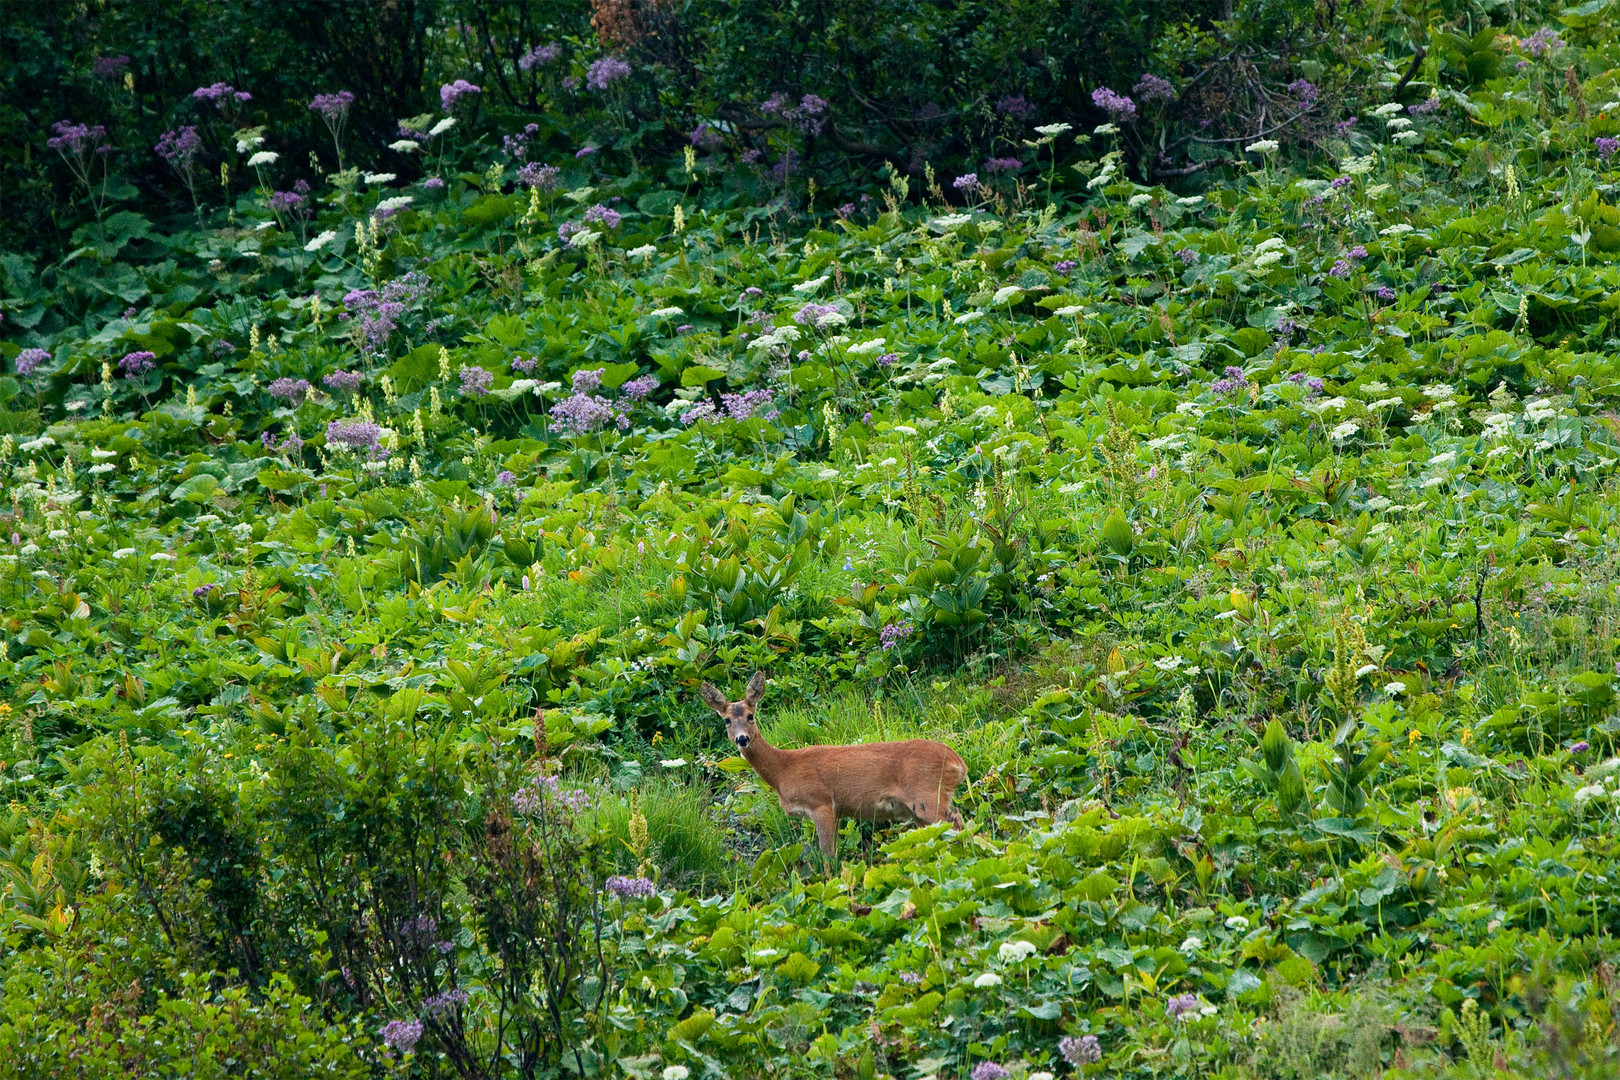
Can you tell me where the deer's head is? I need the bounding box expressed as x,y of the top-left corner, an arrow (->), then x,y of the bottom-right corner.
700,671 -> 766,750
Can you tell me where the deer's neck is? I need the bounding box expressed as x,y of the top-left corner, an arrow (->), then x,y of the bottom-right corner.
742,734 -> 791,793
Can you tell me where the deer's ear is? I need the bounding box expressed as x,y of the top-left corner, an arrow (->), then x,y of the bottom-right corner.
699,682 -> 729,714
745,670 -> 767,706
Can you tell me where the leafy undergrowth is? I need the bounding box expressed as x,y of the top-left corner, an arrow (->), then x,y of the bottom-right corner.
10,14 -> 1620,1080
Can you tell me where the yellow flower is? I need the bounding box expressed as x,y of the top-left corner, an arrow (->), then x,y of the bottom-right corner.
1408,729 -> 1420,745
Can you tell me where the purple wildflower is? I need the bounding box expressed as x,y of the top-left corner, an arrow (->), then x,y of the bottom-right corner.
690,122 -> 723,151
1177,248 -> 1197,264
952,173 -> 979,191
994,95 -> 1037,119
983,156 -> 1023,173
192,583 -> 217,598
550,393 -> 620,435
92,55 -> 130,80
584,203 -> 621,228
513,774 -> 592,814
1329,258 -> 1353,279
899,971 -> 923,985
322,370 -> 363,393
836,202 -> 855,218
1211,366 -> 1247,397
496,470 -> 517,487
1286,78 -> 1319,107
1134,73 -> 1175,101
424,989 -> 468,1017
605,875 -> 656,899
342,272 -> 430,353
970,1065 -> 1010,1080
880,622 -> 914,650
119,350 -> 156,377
459,366 -> 494,397
326,419 -> 384,456
1572,741 -> 1591,753
572,368 -> 604,395
261,430 -> 303,455
1331,175 -> 1352,189
793,302 -> 842,328
575,145 -> 596,158
517,162 -> 561,190
721,389 -> 777,421
267,377 -> 312,404
1376,285 -> 1396,302
877,352 -> 898,367
1347,244 -> 1367,259
424,177 -> 446,190
308,90 -> 355,122
1407,97 -> 1441,115
14,348 -> 49,376
676,323 -> 694,334
1091,87 -> 1136,121
1597,137 -> 1619,161
680,401 -> 717,425
562,75 -> 581,91
1061,1034 -> 1102,1065
621,374 -> 660,400
440,79 -> 482,110
519,43 -> 561,71
268,189 -> 306,214
1167,992 -> 1200,1019
557,221 -> 586,243
511,357 -> 539,375
46,121 -> 111,157
192,82 -> 250,106
1054,259 -> 1077,274
1334,117 -> 1358,136
1521,27 -> 1565,57
586,57 -> 631,91
155,126 -> 202,171
380,1019 -> 423,1055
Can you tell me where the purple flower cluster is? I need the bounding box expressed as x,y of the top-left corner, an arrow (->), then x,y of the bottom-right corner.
1092,86 -> 1136,121
308,90 -> 355,122
1286,372 -> 1324,395
511,356 -> 539,375
261,430 -> 303,455
1521,27 -> 1565,57
876,352 -> 898,367
621,374 -> 660,400
423,177 -> 446,191
268,189 -> 306,215
970,1064 -> 1010,1080
440,79 -> 481,110
1407,96 -> 1441,115
192,82 -> 250,106
193,583 -> 218,598
983,156 -> 1023,174
1167,992 -> 1200,1019
323,370 -> 363,393
761,92 -> 829,134
575,144 -> 596,158
1597,137 -> 1620,161
1375,285 -> 1397,302
518,43 -> 561,71
267,377 -> 313,404
14,348 -> 49,376
1176,248 -> 1197,265
793,302 -> 841,328
92,54 -> 130,80
1334,117 -> 1358,136
424,988 -> 468,1016
502,122 -> 541,160
584,203 -> 622,228
605,875 -> 656,899
380,1019 -> 423,1055
952,173 -> 979,191
47,121 -> 111,157
342,272 -> 430,353
1053,259 -> 1077,275
879,621 -> 914,650
572,369 -> 604,394
1134,73 -> 1175,101
994,95 -> 1037,119
326,419 -> 385,457
558,221 -> 586,243
690,122 -> 723,151
1060,1034 -> 1102,1065
1287,78 -> 1319,107
512,774 -> 592,814
155,126 -> 202,171
496,470 -> 517,487
119,350 -> 156,377
720,389 -> 777,421
586,56 -> 631,91
458,366 -> 494,397
1211,366 -> 1247,397
1331,175 -> 1352,190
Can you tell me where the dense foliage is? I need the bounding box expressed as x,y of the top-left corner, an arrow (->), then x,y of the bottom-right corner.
9,1 -> 1620,1077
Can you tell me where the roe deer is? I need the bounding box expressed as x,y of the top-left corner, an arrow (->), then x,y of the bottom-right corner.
699,671 -> 967,861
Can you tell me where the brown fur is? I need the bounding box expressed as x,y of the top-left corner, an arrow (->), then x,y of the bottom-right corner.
699,672 -> 967,861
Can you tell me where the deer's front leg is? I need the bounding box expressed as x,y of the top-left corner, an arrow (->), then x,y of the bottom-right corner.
808,804 -> 838,860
